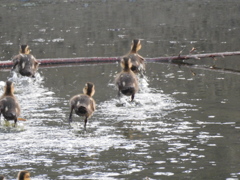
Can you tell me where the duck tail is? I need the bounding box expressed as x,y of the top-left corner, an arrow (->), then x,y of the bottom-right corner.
4,112 -> 16,120
121,87 -> 135,96
78,106 -> 88,114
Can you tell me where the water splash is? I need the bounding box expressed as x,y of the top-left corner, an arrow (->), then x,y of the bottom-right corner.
0,70 -> 230,179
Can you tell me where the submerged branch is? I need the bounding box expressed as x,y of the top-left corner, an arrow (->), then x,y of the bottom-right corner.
171,61 -> 240,75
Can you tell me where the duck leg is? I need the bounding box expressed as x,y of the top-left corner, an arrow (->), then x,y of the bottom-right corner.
68,106 -> 74,124
131,94 -> 135,101
84,117 -> 88,130
0,105 -> 2,120
14,117 -> 17,127
118,90 -> 121,99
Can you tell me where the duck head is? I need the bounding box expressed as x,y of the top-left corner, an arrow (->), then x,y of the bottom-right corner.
130,39 -> 141,53
83,82 -> 95,97
19,45 -> 31,54
121,57 -> 132,71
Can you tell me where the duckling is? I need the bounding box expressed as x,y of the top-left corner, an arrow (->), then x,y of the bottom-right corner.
12,45 -> 39,78
17,170 -> 31,180
124,39 -> 145,74
0,81 -> 20,127
69,82 -> 96,129
115,57 -> 139,101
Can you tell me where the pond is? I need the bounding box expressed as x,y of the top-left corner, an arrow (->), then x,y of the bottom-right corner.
0,0 -> 240,180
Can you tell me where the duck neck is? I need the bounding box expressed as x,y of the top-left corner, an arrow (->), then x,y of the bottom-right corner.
3,91 -> 14,96
20,52 -> 28,55
86,89 -> 94,97
3,88 -> 14,97
86,92 -> 92,97
123,66 -> 131,72
130,49 -> 137,54
130,44 -> 138,53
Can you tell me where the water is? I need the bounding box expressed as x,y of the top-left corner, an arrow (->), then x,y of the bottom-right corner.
0,63 -> 240,180
1,0 -> 240,180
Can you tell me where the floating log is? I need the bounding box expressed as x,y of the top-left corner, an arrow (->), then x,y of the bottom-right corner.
0,51 -> 240,69
0,57 -> 121,69
147,51 -> 240,62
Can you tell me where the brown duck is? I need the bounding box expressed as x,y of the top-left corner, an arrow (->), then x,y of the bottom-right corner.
124,39 -> 145,74
17,170 -> 31,180
115,57 -> 139,101
12,45 -> 39,78
0,81 -> 21,126
69,82 -> 96,129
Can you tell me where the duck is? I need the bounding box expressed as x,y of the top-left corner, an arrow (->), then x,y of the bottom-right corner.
0,81 -> 21,127
17,170 -> 31,180
115,57 -> 139,101
12,45 -> 39,78
0,175 -> 5,180
124,39 -> 145,74
69,82 -> 96,129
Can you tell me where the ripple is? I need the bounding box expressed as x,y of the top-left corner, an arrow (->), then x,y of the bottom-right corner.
154,172 -> 174,176
0,70 -> 231,179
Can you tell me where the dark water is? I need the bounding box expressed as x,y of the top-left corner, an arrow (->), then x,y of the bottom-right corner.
1,1 -> 240,180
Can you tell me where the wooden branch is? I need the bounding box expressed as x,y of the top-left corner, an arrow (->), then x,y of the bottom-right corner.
146,51 -> 240,62
0,51 -> 240,69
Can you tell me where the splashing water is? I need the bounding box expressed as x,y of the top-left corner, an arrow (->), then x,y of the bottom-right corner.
0,69 -> 228,179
